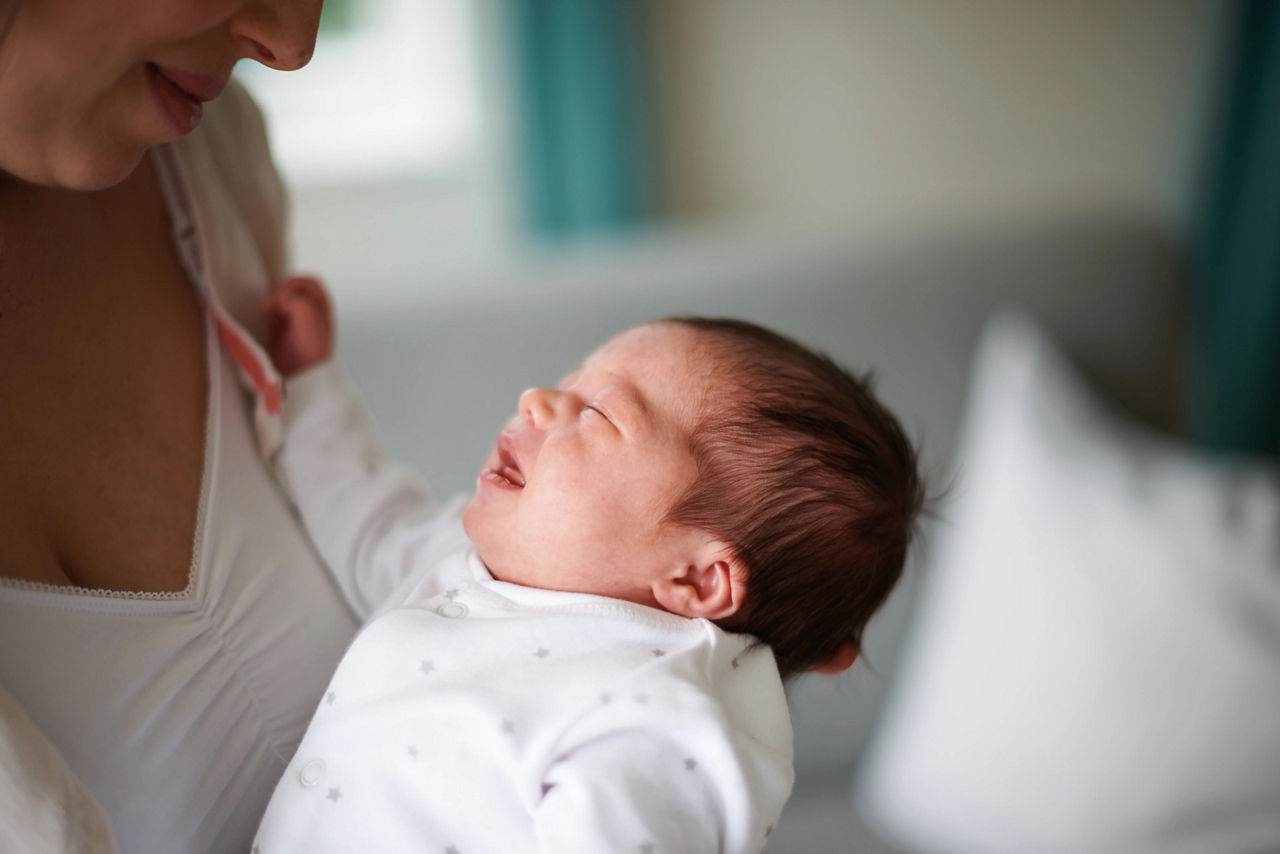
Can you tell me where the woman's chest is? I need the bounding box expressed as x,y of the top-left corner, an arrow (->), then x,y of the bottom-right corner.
0,420 -> 361,851
0,164 -> 206,592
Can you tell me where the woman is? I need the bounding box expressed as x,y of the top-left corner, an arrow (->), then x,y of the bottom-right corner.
0,1 -> 362,851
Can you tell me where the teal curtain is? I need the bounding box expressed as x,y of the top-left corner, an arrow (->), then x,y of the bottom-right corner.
1192,0 -> 1280,455
509,0 -> 651,239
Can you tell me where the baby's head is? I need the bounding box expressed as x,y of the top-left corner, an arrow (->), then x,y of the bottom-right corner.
463,318 -> 922,677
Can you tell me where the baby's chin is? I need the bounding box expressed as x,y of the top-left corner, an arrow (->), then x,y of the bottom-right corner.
460,497 -> 479,540
476,554 -> 504,582
460,500 -> 505,582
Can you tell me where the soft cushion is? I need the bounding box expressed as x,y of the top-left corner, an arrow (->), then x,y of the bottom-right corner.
855,312 -> 1280,854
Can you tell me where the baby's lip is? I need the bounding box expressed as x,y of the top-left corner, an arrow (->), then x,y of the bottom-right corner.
495,433 -> 526,487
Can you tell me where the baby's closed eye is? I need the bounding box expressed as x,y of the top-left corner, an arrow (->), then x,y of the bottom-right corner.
582,404 -> 618,431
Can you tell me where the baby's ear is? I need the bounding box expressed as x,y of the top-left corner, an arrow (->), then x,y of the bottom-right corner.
813,641 -> 859,675
652,542 -> 746,621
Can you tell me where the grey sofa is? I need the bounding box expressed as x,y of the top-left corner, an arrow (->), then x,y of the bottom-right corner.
334,217 -> 1187,852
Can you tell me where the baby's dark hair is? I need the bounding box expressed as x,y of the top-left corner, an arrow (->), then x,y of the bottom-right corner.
660,317 -> 923,678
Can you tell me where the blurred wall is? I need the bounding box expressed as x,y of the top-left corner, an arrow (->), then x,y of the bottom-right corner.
649,0 -> 1231,244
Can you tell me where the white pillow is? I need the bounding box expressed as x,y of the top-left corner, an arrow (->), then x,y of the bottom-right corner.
855,312 -> 1280,854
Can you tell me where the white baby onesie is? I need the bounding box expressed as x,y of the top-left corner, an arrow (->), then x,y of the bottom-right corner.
252,363 -> 794,854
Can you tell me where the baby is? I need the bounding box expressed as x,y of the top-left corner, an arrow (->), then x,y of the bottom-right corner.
252,277 -> 922,854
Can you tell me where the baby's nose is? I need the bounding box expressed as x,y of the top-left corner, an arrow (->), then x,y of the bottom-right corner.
519,387 -> 561,428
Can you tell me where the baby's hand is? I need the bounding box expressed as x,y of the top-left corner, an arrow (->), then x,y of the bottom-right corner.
264,275 -> 334,377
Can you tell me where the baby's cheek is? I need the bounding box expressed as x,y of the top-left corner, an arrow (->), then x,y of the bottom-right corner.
536,495 -> 610,554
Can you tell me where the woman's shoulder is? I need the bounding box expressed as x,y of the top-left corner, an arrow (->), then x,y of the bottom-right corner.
203,80 -> 278,177
171,80 -> 288,284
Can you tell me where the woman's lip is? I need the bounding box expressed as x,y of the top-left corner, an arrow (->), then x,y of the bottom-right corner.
146,63 -> 202,135
150,63 -> 227,103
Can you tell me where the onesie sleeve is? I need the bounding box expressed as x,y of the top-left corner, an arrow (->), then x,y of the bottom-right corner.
533,711 -> 790,854
274,361 -> 458,618
533,732 -> 725,853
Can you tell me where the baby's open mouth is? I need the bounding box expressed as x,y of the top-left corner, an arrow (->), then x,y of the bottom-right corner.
495,446 -> 525,488
482,437 -> 525,489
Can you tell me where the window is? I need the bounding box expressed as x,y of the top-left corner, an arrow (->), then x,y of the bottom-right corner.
237,0 -> 482,186
234,0 -> 513,301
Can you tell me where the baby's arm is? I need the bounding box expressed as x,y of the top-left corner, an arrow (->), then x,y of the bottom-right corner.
263,277 -> 457,619
534,716 -> 789,854
535,734 -> 726,853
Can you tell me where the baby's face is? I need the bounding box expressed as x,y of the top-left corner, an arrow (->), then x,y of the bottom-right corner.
463,323 -> 716,606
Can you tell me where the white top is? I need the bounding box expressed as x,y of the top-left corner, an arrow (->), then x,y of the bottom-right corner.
254,364 -> 795,853
0,84 -> 359,854
0,688 -> 114,854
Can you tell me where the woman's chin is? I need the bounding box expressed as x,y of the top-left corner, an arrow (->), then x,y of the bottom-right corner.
53,145 -> 149,191
7,128 -> 152,190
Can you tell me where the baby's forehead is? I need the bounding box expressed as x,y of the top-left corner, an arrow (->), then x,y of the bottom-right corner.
581,322 -> 726,370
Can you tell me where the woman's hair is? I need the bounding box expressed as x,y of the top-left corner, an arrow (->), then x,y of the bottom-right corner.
661,317 -> 924,678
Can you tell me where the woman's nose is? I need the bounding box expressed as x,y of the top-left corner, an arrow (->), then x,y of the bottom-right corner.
230,0 -> 323,71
